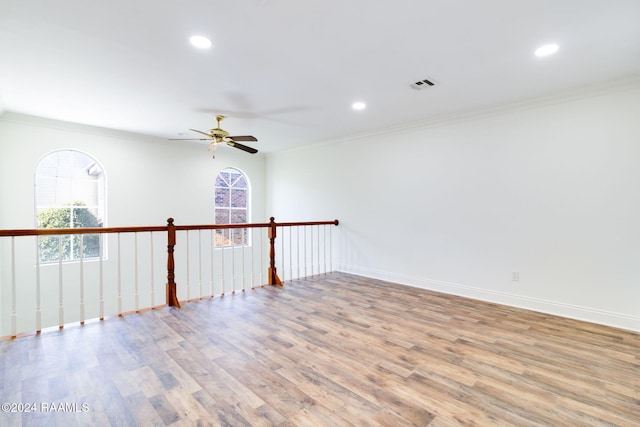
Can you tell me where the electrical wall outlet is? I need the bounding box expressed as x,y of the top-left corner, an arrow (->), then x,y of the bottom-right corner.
512,272 -> 520,281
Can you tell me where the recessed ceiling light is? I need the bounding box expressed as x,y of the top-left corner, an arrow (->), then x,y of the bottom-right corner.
190,35 -> 212,49
535,43 -> 559,57
352,102 -> 366,110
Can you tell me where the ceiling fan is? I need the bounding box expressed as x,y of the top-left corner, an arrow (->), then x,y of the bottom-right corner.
170,115 -> 258,158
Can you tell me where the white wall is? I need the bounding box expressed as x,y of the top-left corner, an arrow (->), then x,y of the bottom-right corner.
0,113 -> 267,335
266,81 -> 640,331
0,113 -> 267,228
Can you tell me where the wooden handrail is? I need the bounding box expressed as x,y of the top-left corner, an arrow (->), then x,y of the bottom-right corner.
173,220 -> 339,231
0,225 -> 167,237
0,219 -> 339,237
274,220 -> 339,227
175,223 -> 271,231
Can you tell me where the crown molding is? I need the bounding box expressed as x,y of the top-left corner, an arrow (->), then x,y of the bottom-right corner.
274,74 -> 640,156
0,111 -> 162,143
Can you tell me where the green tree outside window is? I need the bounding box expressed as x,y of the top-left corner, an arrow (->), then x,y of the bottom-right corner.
37,201 -> 102,263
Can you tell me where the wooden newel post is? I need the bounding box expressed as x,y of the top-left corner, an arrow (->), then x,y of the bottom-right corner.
268,217 -> 283,286
166,218 -> 181,307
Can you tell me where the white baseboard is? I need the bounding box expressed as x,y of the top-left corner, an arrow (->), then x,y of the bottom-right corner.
336,264 -> 640,333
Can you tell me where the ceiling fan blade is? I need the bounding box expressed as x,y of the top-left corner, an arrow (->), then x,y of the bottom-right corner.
229,135 -> 258,142
189,128 -> 212,137
228,141 -> 258,154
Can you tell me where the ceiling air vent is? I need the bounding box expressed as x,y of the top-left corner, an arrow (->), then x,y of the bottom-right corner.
410,77 -> 436,91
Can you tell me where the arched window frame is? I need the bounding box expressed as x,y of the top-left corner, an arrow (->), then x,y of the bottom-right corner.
34,149 -> 106,263
214,167 -> 250,247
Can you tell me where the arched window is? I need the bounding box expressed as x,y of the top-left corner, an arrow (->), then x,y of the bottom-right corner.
35,150 -> 106,263
214,167 -> 249,246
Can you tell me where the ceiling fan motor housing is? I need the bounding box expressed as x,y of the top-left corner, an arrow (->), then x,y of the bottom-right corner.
208,128 -> 229,138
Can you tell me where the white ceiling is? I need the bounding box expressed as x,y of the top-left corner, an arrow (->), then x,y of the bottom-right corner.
1,0 -> 639,154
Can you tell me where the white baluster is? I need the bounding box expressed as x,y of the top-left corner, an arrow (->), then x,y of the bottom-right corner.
150,232 -> 155,307
241,228 -> 246,291
330,224 -> 334,273
210,230 -> 215,296
250,228 -> 255,289
281,225 -> 285,283
304,226 -> 308,278
324,225 -> 328,274
80,234 -> 85,324
221,232 -> 225,296
11,237 -> 16,337
186,231 -> 190,301
260,227 -> 265,285
321,225 -> 324,273
134,233 -> 139,312
35,236 -> 42,333
199,230 -> 203,299
296,226 -> 301,279
310,226 -> 314,277
117,233 -> 122,316
58,234 -> 64,328
231,231 -> 236,294
100,234 -> 104,320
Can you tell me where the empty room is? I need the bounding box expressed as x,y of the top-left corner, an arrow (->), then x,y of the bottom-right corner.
0,1 -> 638,426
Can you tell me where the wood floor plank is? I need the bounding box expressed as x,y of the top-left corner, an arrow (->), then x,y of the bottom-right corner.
1,272 -> 638,426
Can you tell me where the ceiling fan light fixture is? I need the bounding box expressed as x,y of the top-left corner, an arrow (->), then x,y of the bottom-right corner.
189,35 -> 212,49
171,116 -> 258,157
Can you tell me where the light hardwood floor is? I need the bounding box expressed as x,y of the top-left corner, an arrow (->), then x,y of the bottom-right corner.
1,272 -> 638,426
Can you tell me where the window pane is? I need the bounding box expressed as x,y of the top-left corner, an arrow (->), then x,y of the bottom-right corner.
38,236 -> 72,263
215,187 -> 230,206
230,209 -> 246,224
75,234 -> 101,259
35,177 -> 59,207
215,174 -> 228,188
37,207 -> 72,229
214,231 -> 229,246
230,189 -> 247,208
215,209 -> 230,224
230,228 -> 246,245
72,206 -> 102,228
231,173 -> 247,189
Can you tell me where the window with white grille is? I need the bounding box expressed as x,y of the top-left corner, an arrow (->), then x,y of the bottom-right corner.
35,150 -> 105,263
214,167 -> 249,246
